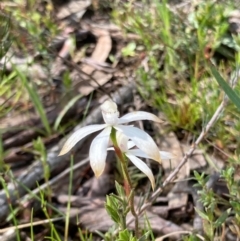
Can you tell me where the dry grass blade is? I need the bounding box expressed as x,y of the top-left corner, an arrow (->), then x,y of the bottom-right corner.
0,217 -> 64,234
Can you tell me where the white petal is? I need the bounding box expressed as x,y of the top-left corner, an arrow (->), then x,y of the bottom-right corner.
116,131 -> 129,152
118,111 -> 163,124
59,124 -> 106,156
89,126 -> 111,177
128,149 -> 173,161
126,153 -> 155,190
115,125 -> 161,163
159,151 -> 173,160
127,141 -> 135,150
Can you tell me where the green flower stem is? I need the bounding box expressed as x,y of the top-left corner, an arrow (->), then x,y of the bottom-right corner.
119,207 -> 127,230
110,128 -> 132,195
110,128 -> 139,237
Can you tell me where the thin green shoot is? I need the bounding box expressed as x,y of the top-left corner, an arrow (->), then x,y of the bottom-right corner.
14,67 -> 51,135
30,208 -> 34,241
0,176 -> 21,241
64,155 -> 74,241
83,92 -> 93,121
39,187 -> 61,241
13,179 -> 65,218
54,94 -> 83,131
210,64 -> 240,111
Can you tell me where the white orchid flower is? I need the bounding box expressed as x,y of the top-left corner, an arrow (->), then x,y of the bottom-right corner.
109,131 -> 172,189
59,99 -> 163,178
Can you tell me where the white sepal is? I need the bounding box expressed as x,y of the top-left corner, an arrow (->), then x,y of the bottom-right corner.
116,131 -> 129,152
159,151 -> 173,160
118,111 -> 163,124
126,153 -> 155,190
127,141 -> 135,150
89,126 -> 111,177
115,125 -> 161,164
59,124 -> 106,156
128,149 -> 173,161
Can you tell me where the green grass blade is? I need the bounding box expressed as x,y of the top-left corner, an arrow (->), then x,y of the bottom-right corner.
54,94 -> 83,131
14,67 -> 51,135
0,176 -> 21,241
64,155 -> 74,241
210,65 -> 240,111
30,208 -> 34,241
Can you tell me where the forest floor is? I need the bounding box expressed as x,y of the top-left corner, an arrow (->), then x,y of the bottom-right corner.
1,0 -> 240,240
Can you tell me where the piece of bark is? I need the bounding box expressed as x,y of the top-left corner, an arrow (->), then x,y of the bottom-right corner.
150,206 -> 169,219
228,10 -> 240,34
3,98 -> 87,150
181,145 -> 207,170
156,129 -> 189,210
87,173 -> 115,197
50,36 -> 76,81
75,28 -> 113,96
4,134 -> 60,165
0,229 -> 16,241
0,112 -> 37,130
0,53 -> 34,71
51,153 -> 114,196
56,0 -> 91,20
78,71 -> 112,96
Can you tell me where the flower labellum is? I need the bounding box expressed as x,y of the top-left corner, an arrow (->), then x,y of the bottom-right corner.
100,100 -> 119,125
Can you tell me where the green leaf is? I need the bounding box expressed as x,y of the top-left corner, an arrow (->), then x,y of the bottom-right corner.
194,208 -> 210,221
210,65 -> 240,111
14,67 -> 51,135
54,93 -> 82,131
106,195 -> 119,209
115,181 -> 125,197
105,204 -> 120,223
138,231 -> 151,241
214,208 -> 231,228
193,170 -> 201,181
121,42 -> 136,57
118,229 -> 130,240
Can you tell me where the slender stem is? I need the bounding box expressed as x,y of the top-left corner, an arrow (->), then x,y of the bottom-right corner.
110,129 -> 131,195
119,207 -> 127,230
64,155 -> 74,241
110,128 -> 139,237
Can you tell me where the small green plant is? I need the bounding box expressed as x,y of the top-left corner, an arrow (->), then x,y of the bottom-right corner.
0,12 -> 11,59
122,42 -> 137,57
0,175 -> 21,241
32,137 -> 49,184
221,161 -> 240,230
193,166 -> 240,240
105,182 -> 151,241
